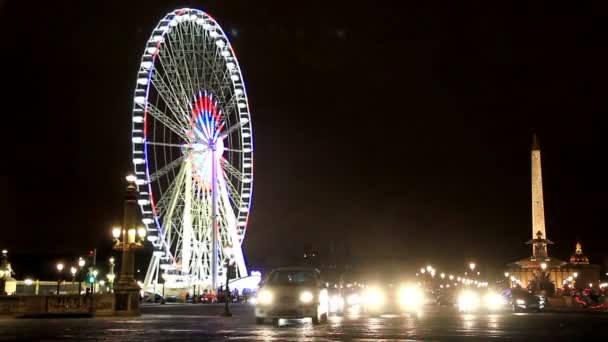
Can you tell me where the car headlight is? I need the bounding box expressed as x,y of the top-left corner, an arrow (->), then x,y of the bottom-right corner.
516,299 -> 526,305
257,290 -> 273,305
364,287 -> 385,308
484,292 -> 503,311
458,290 -> 480,312
300,291 -> 314,303
400,286 -> 424,310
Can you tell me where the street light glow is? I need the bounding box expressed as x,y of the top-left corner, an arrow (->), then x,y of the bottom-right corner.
126,174 -> 137,182
112,227 -> 122,239
70,267 -> 77,276
540,263 -> 547,270
137,227 -> 147,239
469,263 -> 476,271
56,263 -> 64,272
24,279 -> 33,286
78,257 -> 85,267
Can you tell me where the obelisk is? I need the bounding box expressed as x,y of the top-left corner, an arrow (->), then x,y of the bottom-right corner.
530,134 -> 549,257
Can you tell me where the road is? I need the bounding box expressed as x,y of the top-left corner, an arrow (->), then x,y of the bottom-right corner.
1,303 -> 606,341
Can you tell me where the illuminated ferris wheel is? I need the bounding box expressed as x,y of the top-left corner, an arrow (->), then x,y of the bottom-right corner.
130,8 -> 253,291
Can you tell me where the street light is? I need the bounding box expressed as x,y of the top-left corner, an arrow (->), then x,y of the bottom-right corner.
56,263 -> 64,295
573,272 -> 578,278
161,273 -> 168,304
107,257 -> 116,292
469,263 -> 476,271
112,223 -> 146,292
540,263 -> 547,270
221,246 -> 234,317
77,257 -> 86,295
70,266 -> 77,293
440,273 -> 445,279
504,272 -> 509,278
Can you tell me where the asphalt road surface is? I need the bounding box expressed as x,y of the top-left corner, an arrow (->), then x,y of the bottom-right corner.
1,303 -> 606,341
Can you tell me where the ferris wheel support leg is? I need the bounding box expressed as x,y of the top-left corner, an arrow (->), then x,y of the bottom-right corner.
183,162 -> 193,278
211,144 -> 219,291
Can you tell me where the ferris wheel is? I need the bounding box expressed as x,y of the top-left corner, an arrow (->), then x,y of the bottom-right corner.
130,8 -> 253,291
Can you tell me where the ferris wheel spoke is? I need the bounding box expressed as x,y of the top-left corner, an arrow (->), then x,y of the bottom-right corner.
162,27 -> 200,113
149,155 -> 186,182
154,48 -> 195,124
146,141 -> 185,148
223,148 -> 245,153
146,102 -> 189,140
151,67 -> 192,126
221,158 -> 243,181
220,118 -> 249,139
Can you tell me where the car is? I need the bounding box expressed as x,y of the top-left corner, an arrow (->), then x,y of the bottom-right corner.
200,292 -> 217,304
362,284 -> 426,316
254,267 -> 329,325
505,289 -> 545,312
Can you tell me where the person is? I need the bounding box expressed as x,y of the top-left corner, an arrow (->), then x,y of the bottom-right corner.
185,292 -> 190,303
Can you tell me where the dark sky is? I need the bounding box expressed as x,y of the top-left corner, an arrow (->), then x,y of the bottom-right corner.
0,1 -> 605,277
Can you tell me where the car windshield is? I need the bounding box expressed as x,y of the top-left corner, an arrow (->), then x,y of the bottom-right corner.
266,270 -> 317,286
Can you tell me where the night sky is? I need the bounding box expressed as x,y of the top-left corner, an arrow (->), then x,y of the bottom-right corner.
0,1 -> 605,278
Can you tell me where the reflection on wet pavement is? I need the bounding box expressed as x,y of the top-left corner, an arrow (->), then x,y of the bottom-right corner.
0,304 -> 606,341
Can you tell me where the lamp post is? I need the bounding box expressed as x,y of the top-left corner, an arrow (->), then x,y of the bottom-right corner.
107,257 -> 116,293
469,263 -> 476,272
70,266 -> 77,294
0,250 -> 9,295
161,273 -> 168,304
221,247 -> 234,317
56,263 -> 64,295
77,257 -> 85,295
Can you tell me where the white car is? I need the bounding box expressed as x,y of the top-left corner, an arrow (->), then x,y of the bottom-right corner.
255,267 -> 329,325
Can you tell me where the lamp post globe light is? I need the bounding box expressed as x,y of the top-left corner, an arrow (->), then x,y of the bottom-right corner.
469,263 -> 476,271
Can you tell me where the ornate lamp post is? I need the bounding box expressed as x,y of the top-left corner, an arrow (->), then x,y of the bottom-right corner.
56,263 -> 64,295
112,175 -> 147,316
